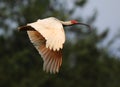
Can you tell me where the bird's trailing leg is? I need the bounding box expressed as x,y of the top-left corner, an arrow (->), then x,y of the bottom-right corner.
18,26 -> 36,31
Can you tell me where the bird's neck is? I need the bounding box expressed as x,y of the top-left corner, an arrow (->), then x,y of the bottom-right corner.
60,21 -> 73,26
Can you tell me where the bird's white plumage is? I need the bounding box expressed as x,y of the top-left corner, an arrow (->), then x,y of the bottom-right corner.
27,17 -> 65,51
25,17 -> 65,73
27,30 -> 62,73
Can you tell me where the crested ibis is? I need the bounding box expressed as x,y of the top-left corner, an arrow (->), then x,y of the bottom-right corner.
18,17 -> 90,74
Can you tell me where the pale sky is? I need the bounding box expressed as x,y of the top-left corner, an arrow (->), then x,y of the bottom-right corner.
72,0 -> 120,57
82,0 -> 120,33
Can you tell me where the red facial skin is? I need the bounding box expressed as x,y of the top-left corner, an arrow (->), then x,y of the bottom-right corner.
71,20 -> 78,24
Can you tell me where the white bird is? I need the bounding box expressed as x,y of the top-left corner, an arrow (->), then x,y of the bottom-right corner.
18,17 -> 90,74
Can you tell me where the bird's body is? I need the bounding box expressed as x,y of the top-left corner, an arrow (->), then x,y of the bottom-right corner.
18,17 -> 90,74
27,17 -> 65,51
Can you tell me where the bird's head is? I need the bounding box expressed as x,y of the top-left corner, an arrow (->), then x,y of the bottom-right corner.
61,20 -> 91,31
70,20 -> 91,31
70,20 -> 78,24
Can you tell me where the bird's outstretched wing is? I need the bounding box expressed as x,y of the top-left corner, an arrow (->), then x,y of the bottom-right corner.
27,18 -> 65,51
27,30 -> 62,73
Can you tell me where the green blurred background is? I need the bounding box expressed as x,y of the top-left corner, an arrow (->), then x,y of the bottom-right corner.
0,0 -> 120,87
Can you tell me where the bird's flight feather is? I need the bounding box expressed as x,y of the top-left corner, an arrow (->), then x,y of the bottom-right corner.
22,17 -> 65,73
18,17 -> 66,73
27,30 -> 62,73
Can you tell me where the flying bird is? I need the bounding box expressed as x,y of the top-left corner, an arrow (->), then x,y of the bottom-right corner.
18,17 -> 90,74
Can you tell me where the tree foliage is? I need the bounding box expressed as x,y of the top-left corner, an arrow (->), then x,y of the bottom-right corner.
0,0 -> 120,87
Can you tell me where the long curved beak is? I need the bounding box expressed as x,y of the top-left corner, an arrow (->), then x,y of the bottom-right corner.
77,22 -> 91,31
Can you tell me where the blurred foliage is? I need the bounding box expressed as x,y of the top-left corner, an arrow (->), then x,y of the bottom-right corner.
75,0 -> 87,7
0,0 -> 120,87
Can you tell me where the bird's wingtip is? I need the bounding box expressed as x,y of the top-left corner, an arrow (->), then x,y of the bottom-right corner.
17,25 -> 35,31
17,27 -> 22,31
17,26 -> 25,31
